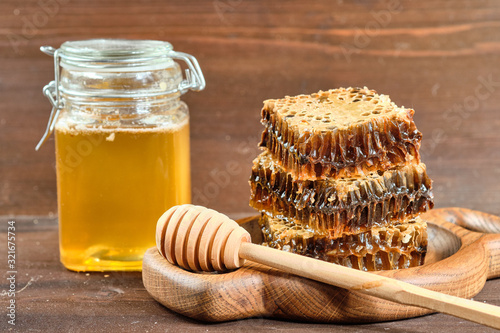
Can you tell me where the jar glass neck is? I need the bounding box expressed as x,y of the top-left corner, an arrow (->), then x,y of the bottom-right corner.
60,64 -> 183,99
60,98 -> 188,128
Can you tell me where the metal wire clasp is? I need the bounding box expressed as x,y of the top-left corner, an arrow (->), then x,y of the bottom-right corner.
36,46 -> 61,151
168,51 -> 206,93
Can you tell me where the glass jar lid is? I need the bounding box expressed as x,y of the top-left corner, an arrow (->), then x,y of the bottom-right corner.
58,40 -> 183,100
58,39 -> 176,71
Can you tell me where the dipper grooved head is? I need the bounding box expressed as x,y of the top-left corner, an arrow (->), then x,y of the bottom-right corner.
156,204 -> 251,272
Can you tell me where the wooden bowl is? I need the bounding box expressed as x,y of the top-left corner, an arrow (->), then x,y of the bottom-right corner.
142,207 -> 500,323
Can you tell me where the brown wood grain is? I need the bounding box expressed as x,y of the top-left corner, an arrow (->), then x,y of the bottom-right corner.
1,0 -> 500,217
142,208 -> 500,326
0,213 -> 499,332
1,0 -> 500,331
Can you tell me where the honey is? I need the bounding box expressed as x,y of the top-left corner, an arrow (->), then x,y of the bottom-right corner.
55,119 -> 190,271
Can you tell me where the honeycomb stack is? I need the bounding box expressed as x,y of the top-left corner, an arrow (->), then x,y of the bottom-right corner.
249,87 -> 434,271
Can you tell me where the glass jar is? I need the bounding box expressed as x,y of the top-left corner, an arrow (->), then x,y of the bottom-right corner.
38,39 -> 205,272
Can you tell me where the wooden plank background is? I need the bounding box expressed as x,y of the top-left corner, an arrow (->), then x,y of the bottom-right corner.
1,0 -> 500,331
1,0 -> 500,217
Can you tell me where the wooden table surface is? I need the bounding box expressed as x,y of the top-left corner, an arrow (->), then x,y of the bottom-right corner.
1,0 -> 500,332
2,216 -> 499,333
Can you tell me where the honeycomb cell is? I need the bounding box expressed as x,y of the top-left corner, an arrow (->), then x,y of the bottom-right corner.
249,151 -> 434,238
259,87 -> 422,180
250,87 -> 432,271
260,214 -> 427,271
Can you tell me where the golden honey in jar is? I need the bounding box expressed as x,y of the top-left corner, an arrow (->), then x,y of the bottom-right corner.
39,39 -> 205,271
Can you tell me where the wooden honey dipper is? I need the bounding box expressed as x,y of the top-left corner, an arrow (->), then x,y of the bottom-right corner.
155,204 -> 500,329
